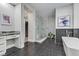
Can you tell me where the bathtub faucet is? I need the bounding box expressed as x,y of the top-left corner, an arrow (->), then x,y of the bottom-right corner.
66,30 -> 73,37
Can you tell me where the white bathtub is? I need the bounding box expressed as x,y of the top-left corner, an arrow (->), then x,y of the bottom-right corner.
62,37 -> 79,56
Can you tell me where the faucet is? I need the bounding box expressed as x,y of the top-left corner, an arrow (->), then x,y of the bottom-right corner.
66,30 -> 73,37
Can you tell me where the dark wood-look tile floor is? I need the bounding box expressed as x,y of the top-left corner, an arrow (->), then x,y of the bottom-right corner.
4,39 -> 66,56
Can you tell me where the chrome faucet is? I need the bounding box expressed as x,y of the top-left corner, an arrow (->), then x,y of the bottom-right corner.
66,30 -> 73,37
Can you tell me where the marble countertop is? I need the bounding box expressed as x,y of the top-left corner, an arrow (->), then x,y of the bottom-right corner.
0,31 -> 20,36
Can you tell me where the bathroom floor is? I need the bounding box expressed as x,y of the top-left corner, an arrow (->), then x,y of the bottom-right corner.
4,39 -> 66,56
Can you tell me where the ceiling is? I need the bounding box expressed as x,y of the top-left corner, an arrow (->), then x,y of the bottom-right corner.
10,3 -> 72,18
30,3 -> 72,17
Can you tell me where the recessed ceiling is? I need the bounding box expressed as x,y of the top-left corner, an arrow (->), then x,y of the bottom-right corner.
10,3 -> 72,17
9,3 -> 19,7
30,3 -> 72,17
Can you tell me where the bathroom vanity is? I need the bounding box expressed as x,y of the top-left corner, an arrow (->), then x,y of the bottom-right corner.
0,31 -> 20,55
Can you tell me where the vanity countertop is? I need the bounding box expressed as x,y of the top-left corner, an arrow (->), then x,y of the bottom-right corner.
0,31 -> 20,36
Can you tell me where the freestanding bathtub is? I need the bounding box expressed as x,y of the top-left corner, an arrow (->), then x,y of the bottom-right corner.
62,37 -> 79,56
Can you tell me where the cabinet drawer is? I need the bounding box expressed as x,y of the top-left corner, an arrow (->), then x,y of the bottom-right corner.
6,35 -> 20,40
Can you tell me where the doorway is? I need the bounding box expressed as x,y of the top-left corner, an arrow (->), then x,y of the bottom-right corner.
25,21 -> 28,42
25,22 -> 28,37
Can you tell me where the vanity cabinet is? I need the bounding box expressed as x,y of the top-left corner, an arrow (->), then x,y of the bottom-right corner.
0,33 -> 20,56
0,36 -> 6,55
6,35 -> 20,49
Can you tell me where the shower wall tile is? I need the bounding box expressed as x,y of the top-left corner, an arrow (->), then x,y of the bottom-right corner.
56,29 -> 66,45
73,29 -> 79,38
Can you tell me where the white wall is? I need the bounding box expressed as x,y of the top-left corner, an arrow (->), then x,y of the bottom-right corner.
46,16 -> 56,35
14,4 -> 21,31
21,4 -> 25,48
73,3 -> 79,29
56,4 -> 73,29
0,3 -> 15,31
42,16 -> 56,36
14,4 -> 25,48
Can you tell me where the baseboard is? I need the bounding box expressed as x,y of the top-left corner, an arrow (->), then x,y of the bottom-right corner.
35,37 -> 47,43
27,37 -> 47,43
